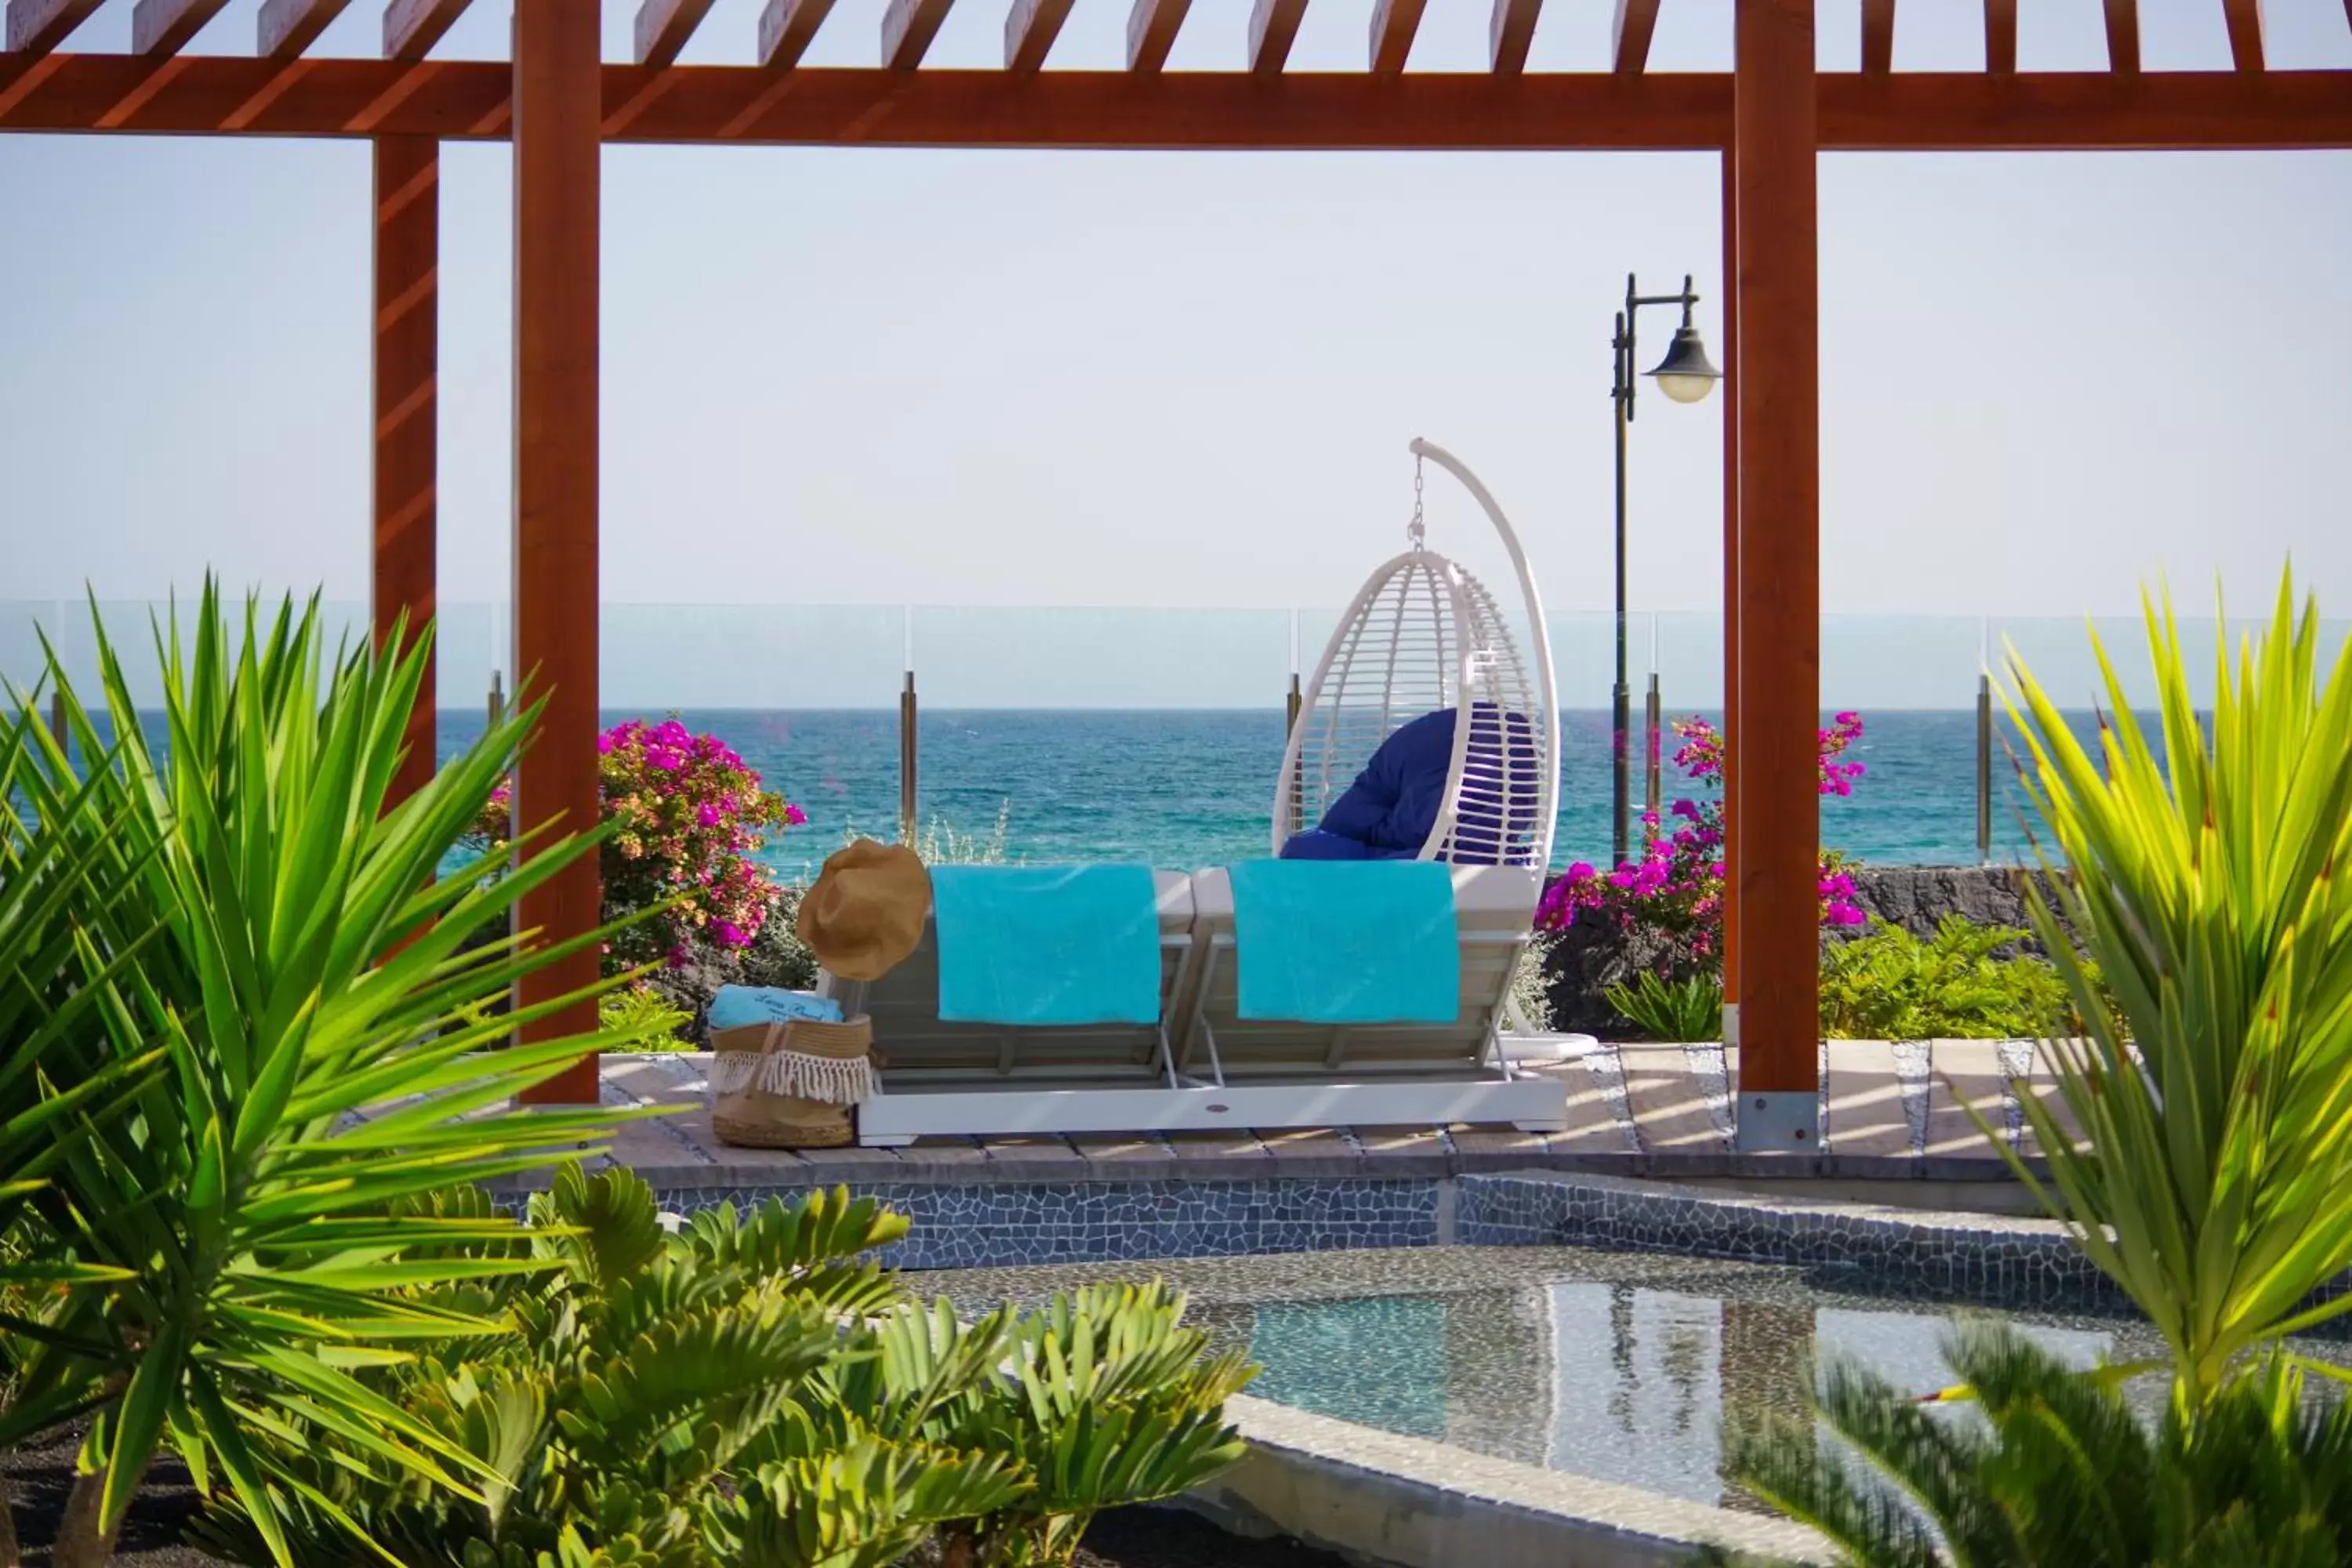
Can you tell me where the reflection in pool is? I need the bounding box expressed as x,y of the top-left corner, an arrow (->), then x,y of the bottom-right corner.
929,1245 -> 2345,1510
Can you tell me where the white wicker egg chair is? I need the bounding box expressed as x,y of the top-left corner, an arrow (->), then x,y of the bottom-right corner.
1273,438 -> 1560,869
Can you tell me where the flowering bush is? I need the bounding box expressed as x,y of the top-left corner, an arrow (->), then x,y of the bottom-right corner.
1537,712 -> 1869,975
475,718 -> 804,974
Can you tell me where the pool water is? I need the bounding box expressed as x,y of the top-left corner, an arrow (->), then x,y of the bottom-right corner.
929,1246 -> 2350,1512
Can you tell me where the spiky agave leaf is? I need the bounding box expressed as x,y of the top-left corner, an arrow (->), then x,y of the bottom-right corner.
1994,569 -> 2352,1402
1,584 -> 670,1559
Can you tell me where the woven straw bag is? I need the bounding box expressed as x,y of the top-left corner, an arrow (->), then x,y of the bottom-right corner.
710,1015 -> 876,1149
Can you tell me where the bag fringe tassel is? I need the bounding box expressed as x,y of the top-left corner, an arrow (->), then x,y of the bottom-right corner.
710,1044 -> 874,1105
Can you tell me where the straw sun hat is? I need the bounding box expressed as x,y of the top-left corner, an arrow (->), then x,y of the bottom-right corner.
796,839 -> 931,982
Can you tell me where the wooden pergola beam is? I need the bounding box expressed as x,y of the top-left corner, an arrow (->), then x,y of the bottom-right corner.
5,0 -> 103,56
5,59 -> 2350,150
261,0 -> 354,59
1124,0 -> 1187,73
882,0 -> 953,70
1613,0 -> 1660,74
1984,0 -> 2015,76
2103,0 -> 2139,74
1860,0 -> 1893,76
1005,0 -> 1075,72
758,0 -> 835,69
512,0 -> 603,1106
383,0 -> 470,60
1370,0 -> 1427,75
2222,0 -> 2264,74
1488,0 -> 1539,76
132,0 -> 230,56
1247,0 -> 1306,75
636,0 -> 720,67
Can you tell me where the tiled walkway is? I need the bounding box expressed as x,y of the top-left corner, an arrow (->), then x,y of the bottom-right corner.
584,1040 -> 2063,1190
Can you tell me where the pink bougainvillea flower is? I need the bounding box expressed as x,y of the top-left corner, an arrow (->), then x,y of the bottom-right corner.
471,717 -> 808,977
1539,712 -> 1873,964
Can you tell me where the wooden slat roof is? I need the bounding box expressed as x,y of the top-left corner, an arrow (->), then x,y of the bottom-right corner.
0,0 -> 2344,151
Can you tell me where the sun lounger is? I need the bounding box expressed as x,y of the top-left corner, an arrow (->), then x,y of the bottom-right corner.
816,871 -> 1197,1137
823,866 -> 1570,1145
1174,864 -> 1570,1132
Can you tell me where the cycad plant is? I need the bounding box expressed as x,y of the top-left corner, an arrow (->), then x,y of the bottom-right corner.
1998,572 -> 2352,1401
0,586 -> 642,1564
193,1168 -> 1254,1568
1708,1325 -> 2352,1568
194,1167 -> 1025,1567
914,1281 -> 1257,1567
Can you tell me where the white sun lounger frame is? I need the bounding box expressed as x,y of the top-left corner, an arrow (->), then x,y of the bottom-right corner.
832,869 -> 1571,1145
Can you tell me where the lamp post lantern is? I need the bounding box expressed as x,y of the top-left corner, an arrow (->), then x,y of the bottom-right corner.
1610,271 -> 1720,864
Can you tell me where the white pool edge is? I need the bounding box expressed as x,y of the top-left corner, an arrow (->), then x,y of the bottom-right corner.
1185,1392 -> 1834,1568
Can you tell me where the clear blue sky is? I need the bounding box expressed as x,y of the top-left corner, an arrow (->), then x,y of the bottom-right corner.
2,0 -> 2349,710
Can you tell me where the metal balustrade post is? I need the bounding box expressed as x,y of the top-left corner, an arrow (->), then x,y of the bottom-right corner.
1976,671 -> 1994,866
1644,659 -> 1663,829
1285,669 -> 1304,835
900,670 -> 919,845
1644,675 -> 1663,827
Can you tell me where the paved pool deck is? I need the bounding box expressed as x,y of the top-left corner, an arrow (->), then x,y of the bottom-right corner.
585,1037 -> 2071,1191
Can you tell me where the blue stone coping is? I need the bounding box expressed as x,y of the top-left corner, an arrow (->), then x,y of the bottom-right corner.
653,1177 -> 1447,1272
1454,1172 -> 2352,1323
1454,1171 -> 2123,1310
638,1169 -> 2352,1325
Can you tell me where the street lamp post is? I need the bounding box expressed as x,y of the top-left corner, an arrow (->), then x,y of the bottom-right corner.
1610,271 -> 1721,864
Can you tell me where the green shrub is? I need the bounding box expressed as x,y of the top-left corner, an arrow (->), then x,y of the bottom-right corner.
1705,1325 -> 2352,1568
739,886 -> 819,992
1817,916 -> 2076,1040
191,1167 -> 1253,1568
842,802 -> 1016,868
1603,971 -> 1726,1041
600,983 -> 693,1049
1504,931 -> 1561,1033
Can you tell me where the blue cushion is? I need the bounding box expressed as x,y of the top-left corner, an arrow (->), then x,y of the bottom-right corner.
1283,706 -> 1538,865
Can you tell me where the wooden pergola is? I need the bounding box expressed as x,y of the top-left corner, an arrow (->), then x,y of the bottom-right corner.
7,0 -> 2347,1139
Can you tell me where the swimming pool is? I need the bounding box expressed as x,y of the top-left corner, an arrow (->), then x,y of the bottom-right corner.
930,1244 -> 2349,1514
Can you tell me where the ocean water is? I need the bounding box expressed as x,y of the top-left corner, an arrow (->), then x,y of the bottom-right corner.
427,707 -> 2057,876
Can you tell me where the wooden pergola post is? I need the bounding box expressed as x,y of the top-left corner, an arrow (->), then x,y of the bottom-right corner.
1718,143 -> 1741,1034
512,0 -> 603,1105
1730,0 -> 1820,1151
371,132 -> 437,810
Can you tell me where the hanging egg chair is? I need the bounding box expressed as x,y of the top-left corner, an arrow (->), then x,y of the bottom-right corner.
1273,438 -> 1561,869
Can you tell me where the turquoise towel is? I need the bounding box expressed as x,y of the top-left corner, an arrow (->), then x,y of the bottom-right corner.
932,865 -> 1163,1027
1229,859 -> 1458,1024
